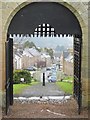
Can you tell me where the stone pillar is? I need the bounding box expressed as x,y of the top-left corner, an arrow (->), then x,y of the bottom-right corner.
88,3 -> 90,107
81,26 -> 88,107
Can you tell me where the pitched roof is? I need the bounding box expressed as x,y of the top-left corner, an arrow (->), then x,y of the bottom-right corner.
28,48 -> 41,56
23,50 -> 33,57
63,51 -> 70,58
65,53 -> 73,63
41,53 -> 50,58
53,52 -> 62,57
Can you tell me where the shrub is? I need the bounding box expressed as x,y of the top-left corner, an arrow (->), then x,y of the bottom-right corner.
13,70 -> 32,84
33,79 -> 38,82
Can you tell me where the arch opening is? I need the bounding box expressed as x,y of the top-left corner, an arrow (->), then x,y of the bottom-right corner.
6,2 -> 82,115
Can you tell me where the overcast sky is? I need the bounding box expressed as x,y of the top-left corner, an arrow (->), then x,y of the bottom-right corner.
13,36 -> 73,49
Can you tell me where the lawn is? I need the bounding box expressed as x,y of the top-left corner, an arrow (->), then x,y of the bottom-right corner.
63,76 -> 73,81
13,81 -> 39,94
56,81 -> 73,95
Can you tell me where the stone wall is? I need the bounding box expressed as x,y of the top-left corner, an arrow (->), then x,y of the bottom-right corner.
0,0 -> 89,107
63,60 -> 73,76
88,2 -> 90,106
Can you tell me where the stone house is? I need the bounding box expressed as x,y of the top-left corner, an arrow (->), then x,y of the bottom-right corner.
22,49 -> 34,69
63,53 -> 73,76
41,52 -> 52,67
13,51 -> 23,70
60,51 -> 70,71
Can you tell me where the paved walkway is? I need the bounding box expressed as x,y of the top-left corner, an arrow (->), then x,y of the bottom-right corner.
14,82 -> 65,97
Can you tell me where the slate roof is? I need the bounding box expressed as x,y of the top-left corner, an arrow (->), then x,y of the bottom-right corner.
53,52 -> 62,57
65,53 -> 73,63
23,50 -> 33,57
63,51 -> 70,59
28,48 -> 41,56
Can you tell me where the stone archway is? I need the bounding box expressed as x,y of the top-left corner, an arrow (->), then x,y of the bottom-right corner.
1,0 -> 88,112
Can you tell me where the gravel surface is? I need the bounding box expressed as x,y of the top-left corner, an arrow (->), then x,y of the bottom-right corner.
14,83 -> 65,97
13,95 -> 72,104
3,98 -> 88,118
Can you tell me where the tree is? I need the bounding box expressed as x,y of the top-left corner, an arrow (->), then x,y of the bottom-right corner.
35,47 -> 42,52
23,41 -> 36,48
48,48 -> 54,59
23,41 -> 41,52
29,42 -> 36,48
13,70 -> 32,84
44,48 -> 53,59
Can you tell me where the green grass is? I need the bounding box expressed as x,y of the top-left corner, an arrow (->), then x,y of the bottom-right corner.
56,81 -> 73,95
63,76 -> 73,82
13,81 -> 39,94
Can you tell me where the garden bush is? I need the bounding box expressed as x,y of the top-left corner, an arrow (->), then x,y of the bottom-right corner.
13,70 -> 32,84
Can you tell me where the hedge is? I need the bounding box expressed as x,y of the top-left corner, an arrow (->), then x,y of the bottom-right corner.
13,70 -> 32,84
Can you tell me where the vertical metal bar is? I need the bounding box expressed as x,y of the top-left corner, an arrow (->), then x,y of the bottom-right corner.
9,38 -> 13,105
78,37 -> 82,115
5,41 -> 10,115
43,73 -> 45,86
5,36 -> 13,115
74,35 -> 82,115
5,41 -> 8,115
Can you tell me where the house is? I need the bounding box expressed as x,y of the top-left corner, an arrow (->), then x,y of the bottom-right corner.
40,52 -> 52,67
13,52 -> 23,70
22,47 -> 41,68
60,51 -> 74,76
60,51 -> 70,71
64,53 -> 74,76
53,52 -> 61,64
28,47 -> 41,67
22,49 -> 34,69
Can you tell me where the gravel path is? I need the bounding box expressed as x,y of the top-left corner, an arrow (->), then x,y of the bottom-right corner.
14,82 -> 65,97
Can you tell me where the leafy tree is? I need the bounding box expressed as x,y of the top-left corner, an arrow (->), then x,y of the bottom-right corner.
23,41 -> 41,52
35,47 -> 42,52
29,42 -> 36,48
44,48 -> 53,59
23,41 -> 36,48
13,70 -> 32,84
23,41 -> 30,48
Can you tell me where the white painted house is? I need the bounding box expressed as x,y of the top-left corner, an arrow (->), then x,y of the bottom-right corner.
14,53 -> 22,69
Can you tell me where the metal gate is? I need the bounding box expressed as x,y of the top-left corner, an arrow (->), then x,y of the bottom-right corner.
74,35 -> 82,114
5,37 -> 13,115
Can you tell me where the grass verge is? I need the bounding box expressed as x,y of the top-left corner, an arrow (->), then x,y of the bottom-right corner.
63,76 -> 73,82
13,81 -> 39,94
56,81 -> 73,95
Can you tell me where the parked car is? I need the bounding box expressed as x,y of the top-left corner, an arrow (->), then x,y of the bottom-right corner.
48,75 -> 56,82
46,67 -> 52,71
25,66 -> 37,71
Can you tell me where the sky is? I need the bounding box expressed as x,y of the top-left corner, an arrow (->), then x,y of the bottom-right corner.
13,36 -> 73,49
